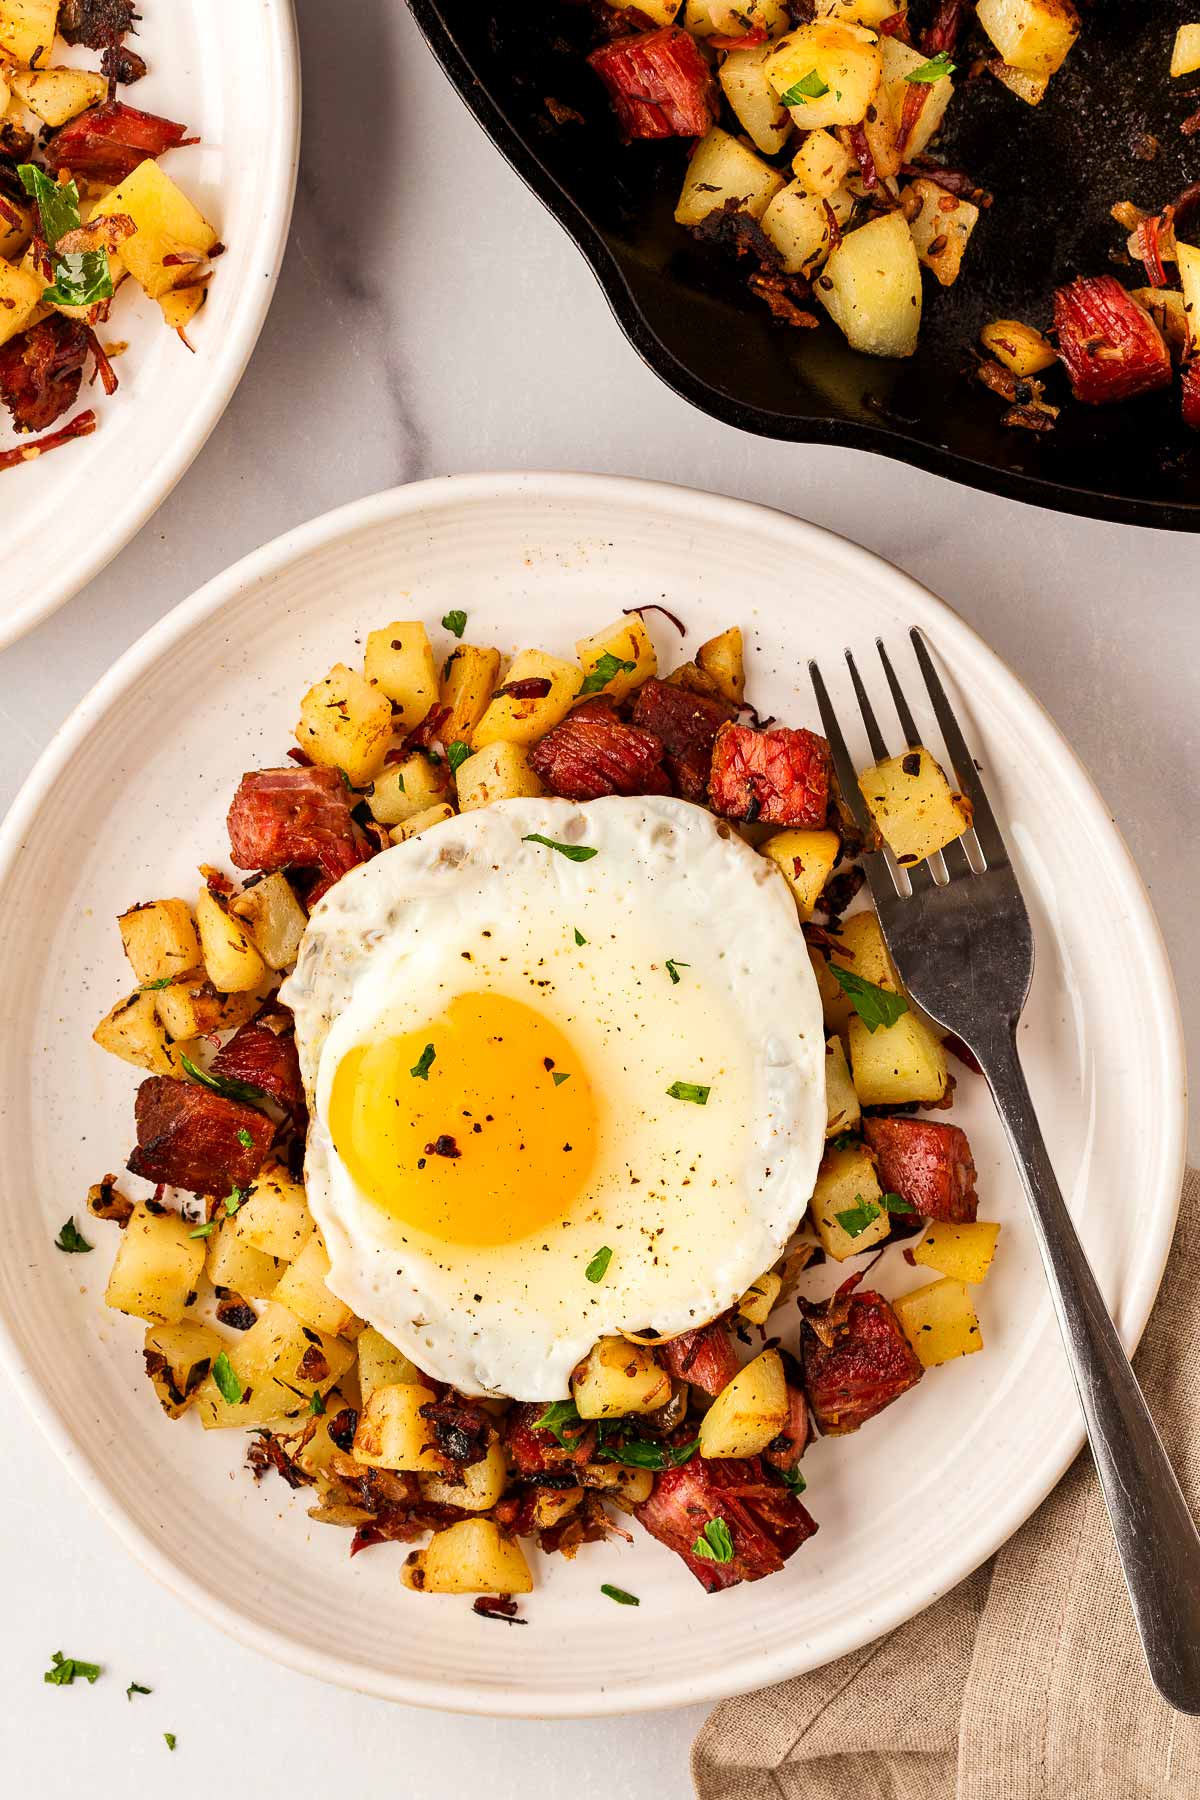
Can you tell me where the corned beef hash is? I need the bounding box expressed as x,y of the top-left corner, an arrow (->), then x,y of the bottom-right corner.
81,611 -> 1001,1607
0,0 -> 221,474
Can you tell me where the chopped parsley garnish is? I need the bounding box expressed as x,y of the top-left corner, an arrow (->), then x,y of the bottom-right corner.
138,976 -> 173,991
779,68 -> 830,105
600,1434 -> 699,1471
666,1080 -> 710,1105
522,833 -> 598,862
447,740 -> 471,775
224,1187 -> 246,1216
826,964 -> 909,1032
578,652 -> 636,697
834,1198 -> 882,1239
411,1043 -> 436,1080
574,927 -> 587,946
179,1051 -> 268,1106
442,609 -> 468,638
601,1584 -> 640,1606
829,1131 -> 861,1151
585,1246 -> 613,1283
552,1070 -> 571,1087
309,1389 -> 326,1416
664,959 -> 689,986
236,1127 -> 254,1149
211,1351 -> 244,1406
188,1221 -> 215,1239
44,1652 -> 102,1686
533,1398 -> 588,1447
781,1467 -> 807,1497
54,1217 -> 92,1254
880,1191 -> 917,1214
17,165 -> 114,307
164,1734 -> 177,1752
126,1681 -> 151,1701
691,1518 -> 735,1563
905,51 -> 955,82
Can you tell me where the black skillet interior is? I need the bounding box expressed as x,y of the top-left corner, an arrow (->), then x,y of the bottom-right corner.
406,0 -> 1200,530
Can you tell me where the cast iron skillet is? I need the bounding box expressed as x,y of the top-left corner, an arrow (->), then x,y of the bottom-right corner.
406,0 -> 1200,530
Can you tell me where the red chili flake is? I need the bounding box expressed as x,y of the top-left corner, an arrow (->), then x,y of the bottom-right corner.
285,746 -> 314,766
493,677 -> 553,700
424,1135 -> 461,1159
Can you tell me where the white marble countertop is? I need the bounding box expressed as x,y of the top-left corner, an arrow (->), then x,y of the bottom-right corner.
2,2 -> 1196,1793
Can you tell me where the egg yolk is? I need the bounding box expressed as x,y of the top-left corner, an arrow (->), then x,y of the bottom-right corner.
328,991 -> 599,1246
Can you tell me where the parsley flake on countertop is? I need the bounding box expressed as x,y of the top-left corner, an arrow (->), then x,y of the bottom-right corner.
666,1080 -> 710,1105
126,1681 -> 151,1701
664,959 -> 689,985
447,740 -> 471,775
211,1351 -> 244,1406
522,834 -> 598,863
574,927 -> 587,945
164,1733 -> 177,1752
44,1652 -> 102,1686
779,69 -> 829,105
179,1051 -> 268,1106
835,1198 -> 882,1239
601,1584 -> 640,1606
905,51 -> 955,82
442,610 -> 467,638
691,1518 -> 734,1563
54,1217 -> 92,1254
826,964 -> 908,1032
585,1246 -> 613,1283
411,1043 -> 436,1080
578,652 -> 636,697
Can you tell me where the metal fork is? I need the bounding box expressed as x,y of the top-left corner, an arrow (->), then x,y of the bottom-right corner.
810,628 -> 1200,1715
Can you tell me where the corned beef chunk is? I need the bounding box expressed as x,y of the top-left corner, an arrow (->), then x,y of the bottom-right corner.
763,1381 -> 810,1474
862,1116 -> 979,1223
659,1322 -> 740,1397
1053,275 -> 1172,405
58,0 -> 138,46
708,722 -> 830,827
48,100 -> 191,185
504,1402 -> 595,1477
126,1076 -> 273,1195
227,767 -> 365,885
631,678 -> 729,803
528,698 -> 666,800
588,27 -> 716,141
636,1452 -> 817,1592
802,1289 -> 922,1436
0,317 -> 90,434
209,1006 -> 305,1122
419,1395 -> 492,1468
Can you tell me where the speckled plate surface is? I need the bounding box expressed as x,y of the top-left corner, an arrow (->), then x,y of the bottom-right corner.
0,473 -> 1185,1715
0,0 -> 299,649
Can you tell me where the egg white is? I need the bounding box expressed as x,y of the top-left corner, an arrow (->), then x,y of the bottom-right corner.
282,795 -> 825,1399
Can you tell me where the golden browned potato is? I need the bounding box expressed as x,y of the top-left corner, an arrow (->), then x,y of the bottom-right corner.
0,0 -> 61,67
719,45 -> 792,155
357,1327 -> 424,1404
848,1010 -> 948,1106
353,1382 -> 444,1472
980,318 -> 1058,376
159,285 -> 207,332
893,1277 -> 983,1366
419,1439 -> 509,1512
234,1162 -> 314,1262
143,1321 -> 226,1418
195,886 -> 268,994
470,649 -> 581,749
699,1350 -> 789,1457
675,127 -> 785,228
760,827 -> 840,921
10,65 -> 106,124
104,1203 -> 206,1326
402,1518 -> 534,1595
571,1337 -> 672,1419
766,21 -> 882,130
738,1270 -> 782,1325
364,621 -> 439,732
193,1302 -> 353,1429
228,872 -> 307,971
90,159 -> 218,299
295,661 -> 395,786
154,978 -> 260,1043
975,0 -> 1078,77
810,1140 -> 889,1261
93,990 -> 185,1076
791,127 -> 853,196
272,1234 -> 357,1337
368,751 -> 450,827
902,181 -> 980,288
455,740 -> 545,810
815,212 -> 923,358
824,1035 -> 861,1136
388,802 -> 455,844
117,898 -> 201,984
912,1221 -> 1001,1285
858,745 -> 972,862
205,1217 -> 283,1301
441,644 -> 502,743
575,614 -> 657,705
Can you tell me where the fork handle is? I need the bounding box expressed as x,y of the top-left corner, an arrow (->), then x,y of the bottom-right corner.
977,1028 -> 1200,1714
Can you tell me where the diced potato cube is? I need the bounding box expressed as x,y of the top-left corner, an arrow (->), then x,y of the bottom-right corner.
0,255 -> 44,349
206,1216 -> 282,1301
760,826 -> 840,921
912,1221 -> 1001,1285
694,625 -> 745,705
1172,24 -> 1200,78
0,0 -> 59,66
388,802 -> 455,844
228,872 -> 307,971
10,66 -> 106,125
117,898 -> 201,984
792,127 -> 853,195
0,189 -> 33,261
848,1010 -> 948,1105
809,945 -> 847,1033
470,649 -> 583,749
879,37 -> 955,159
762,181 -> 851,276
738,1270 -> 781,1325
989,58 -> 1048,103
419,1438 -> 509,1512
273,1233 -> 356,1337
893,1276 -> 983,1366
291,1392 -> 351,1485
368,750 -> 450,826
765,22 -> 882,131
454,740 -> 544,811
574,614 -> 657,706
571,1336 -> 672,1419
295,661 -> 394,786
143,1321 -> 225,1419
903,180 -> 979,288
975,0 -> 1078,76
440,643 -> 501,744
357,1326 -> 423,1404
675,126 -> 786,229
720,44 -> 792,156
402,1517 -> 533,1595
154,978 -> 260,1042
353,1382 -> 445,1472
810,1141 -> 889,1261
699,1349 -> 788,1457
364,621 -> 439,733
195,885 -> 267,994
159,284 -> 206,332
235,1163 -> 314,1262
685,0 -> 788,39
90,159 -> 218,299
858,745 -> 972,862
193,1301 -> 353,1429
980,318 -> 1057,375
1129,288 -> 1189,362
93,989 -> 185,1075
105,1203 -> 205,1325
1177,241 -> 1200,355
815,211 -> 923,357
824,1035 -> 861,1136
823,909 -> 899,1032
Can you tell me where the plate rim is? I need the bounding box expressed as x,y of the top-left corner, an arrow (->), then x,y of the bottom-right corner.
0,0 -> 303,651
0,471 -> 1187,1716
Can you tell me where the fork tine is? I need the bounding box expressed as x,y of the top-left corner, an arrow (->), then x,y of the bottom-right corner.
909,628 -> 1009,868
845,650 -> 891,762
876,639 -> 921,747
807,660 -> 877,845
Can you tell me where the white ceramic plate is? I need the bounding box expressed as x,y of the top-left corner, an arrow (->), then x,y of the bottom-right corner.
0,474 -> 1185,1716
0,0 -> 299,649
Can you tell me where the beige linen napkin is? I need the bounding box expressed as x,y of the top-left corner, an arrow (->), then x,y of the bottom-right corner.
694,1167 -> 1200,1800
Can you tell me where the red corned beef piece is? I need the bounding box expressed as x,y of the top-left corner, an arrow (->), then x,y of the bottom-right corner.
528,698 -> 667,800
504,1402 -> 595,1477
209,1007 -> 305,1122
659,1322 -> 740,1397
802,1289 -> 922,1436
763,1382 -> 810,1474
1053,276 -> 1172,405
227,767 -> 365,886
635,1452 -> 817,1593
862,1116 -> 978,1223
588,27 -> 716,141
0,316 -> 90,434
631,678 -> 729,803
48,100 -> 192,184
708,722 -> 830,827
126,1076 -> 274,1195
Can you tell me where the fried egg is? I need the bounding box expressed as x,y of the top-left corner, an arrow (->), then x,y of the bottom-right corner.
282,795 -> 825,1399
